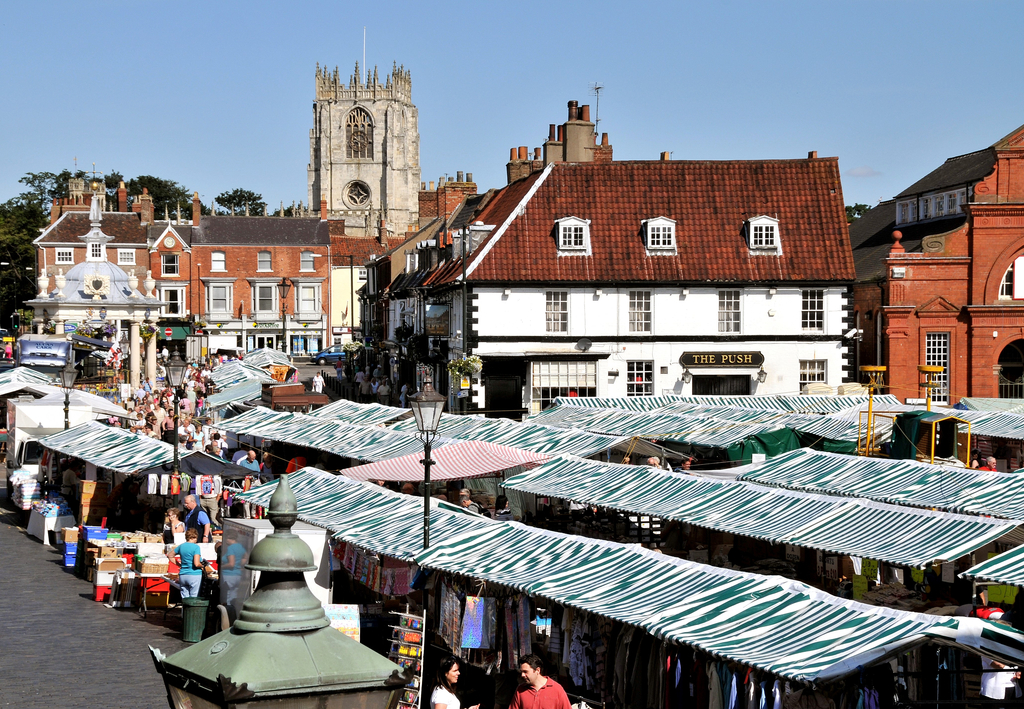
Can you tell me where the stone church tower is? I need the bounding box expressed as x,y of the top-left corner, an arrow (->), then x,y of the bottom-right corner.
308,62 -> 420,236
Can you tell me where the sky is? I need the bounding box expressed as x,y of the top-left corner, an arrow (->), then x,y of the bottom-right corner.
1,1 -> 1022,212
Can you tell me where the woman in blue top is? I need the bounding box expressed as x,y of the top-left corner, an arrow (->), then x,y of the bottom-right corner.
219,530 -> 247,606
170,528 -> 206,598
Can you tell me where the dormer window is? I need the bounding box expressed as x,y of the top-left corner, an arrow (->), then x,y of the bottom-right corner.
746,215 -> 781,253
555,216 -> 591,254
643,217 -> 676,253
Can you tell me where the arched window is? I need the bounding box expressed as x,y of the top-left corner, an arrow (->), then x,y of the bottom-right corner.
1001,262 -> 1015,299
346,108 -> 373,160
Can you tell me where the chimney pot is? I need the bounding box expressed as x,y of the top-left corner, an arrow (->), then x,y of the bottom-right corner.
557,125 -> 564,142
548,124 -> 557,141
808,150 -> 818,159
581,104 -> 591,122
601,133 -> 609,146
661,152 -> 671,161
567,100 -> 578,121
510,147 -> 517,161
429,181 -> 435,191
457,171 -> 464,182
421,181 -> 426,190
534,148 -> 541,160
518,146 -> 528,160
466,173 -> 473,183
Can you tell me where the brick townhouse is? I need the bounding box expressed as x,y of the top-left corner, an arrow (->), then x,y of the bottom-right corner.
850,121 -> 1024,403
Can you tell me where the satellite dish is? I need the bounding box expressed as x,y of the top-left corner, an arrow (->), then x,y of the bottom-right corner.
576,338 -> 592,352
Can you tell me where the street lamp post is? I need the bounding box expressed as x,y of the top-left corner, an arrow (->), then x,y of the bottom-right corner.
165,351 -> 188,476
409,373 -> 445,550
58,359 -> 78,430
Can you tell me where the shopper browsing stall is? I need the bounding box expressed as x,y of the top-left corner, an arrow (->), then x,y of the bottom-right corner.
431,656 -> 478,709
510,655 -> 570,709
170,529 -> 206,598
183,495 -> 211,543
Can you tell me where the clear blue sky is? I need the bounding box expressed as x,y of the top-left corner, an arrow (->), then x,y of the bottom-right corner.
1,1 -> 1021,212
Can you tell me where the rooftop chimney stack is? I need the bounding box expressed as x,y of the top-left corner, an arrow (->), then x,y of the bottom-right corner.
192,191 -> 201,224
118,181 -> 128,213
808,150 -> 818,159
456,171 -> 464,182
661,152 -> 671,161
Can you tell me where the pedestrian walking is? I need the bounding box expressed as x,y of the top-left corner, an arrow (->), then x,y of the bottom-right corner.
312,371 -> 325,393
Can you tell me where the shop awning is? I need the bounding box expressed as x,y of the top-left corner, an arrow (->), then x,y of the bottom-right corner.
238,469 -> 1024,683
501,456 -> 1021,568
159,326 -> 191,341
207,379 -> 264,409
40,421 -> 192,473
220,407 -> 439,462
736,448 -> 1024,520
311,398 -> 412,426
241,347 -> 292,369
390,413 -> 628,457
209,360 -> 273,389
344,441 -> 549,482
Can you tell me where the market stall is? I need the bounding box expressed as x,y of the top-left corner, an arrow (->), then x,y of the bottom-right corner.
342,440 -> 549,482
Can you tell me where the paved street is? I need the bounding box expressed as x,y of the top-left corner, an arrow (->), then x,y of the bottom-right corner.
0,490 -> 188,708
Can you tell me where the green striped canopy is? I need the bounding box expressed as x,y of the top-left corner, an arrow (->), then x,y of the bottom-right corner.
210,360 -> 273,388
737,448 -> 1024,519
0,366 -> 53,386
207,379 -> 264,408
554,394 -> 902,414
221,407 -> 434,462
964,545 -> 1024,586
391,413 -> 627,457
501,456 -> 1018,568
239,469 -> 1024,683
40,421 -> 190,473
310,398 -> 411,426
241,347 -> 292,369
959,398 -> 1024,414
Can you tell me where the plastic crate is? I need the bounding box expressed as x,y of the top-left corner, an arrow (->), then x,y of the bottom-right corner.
62,541 -> 78,556
63,553 -> 77,567
93,585 -> 112,602
81,526 -> 108,541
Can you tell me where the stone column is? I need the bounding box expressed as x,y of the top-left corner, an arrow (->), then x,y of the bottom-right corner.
129,320 -> 141,390
146,325 -> 158,383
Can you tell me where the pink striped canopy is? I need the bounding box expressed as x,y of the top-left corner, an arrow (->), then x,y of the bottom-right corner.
342,441 -> 550,482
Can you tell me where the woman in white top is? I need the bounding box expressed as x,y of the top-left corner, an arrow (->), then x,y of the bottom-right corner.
431,656 -> 479,709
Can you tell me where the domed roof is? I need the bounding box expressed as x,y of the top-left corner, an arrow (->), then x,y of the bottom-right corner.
53,259 -> 152,304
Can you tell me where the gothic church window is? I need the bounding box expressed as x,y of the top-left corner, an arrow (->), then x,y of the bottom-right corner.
346,108 -> 374,159
346,181 -> 371,207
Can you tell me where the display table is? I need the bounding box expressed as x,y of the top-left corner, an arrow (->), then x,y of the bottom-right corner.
26,510 -> 77,547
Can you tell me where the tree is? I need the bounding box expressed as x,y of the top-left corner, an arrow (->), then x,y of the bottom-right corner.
125,175 -> 194,220
216,188 -> 266,216
18,169 -> 89,209
0,197 -> 46,330
846,203 -> 871,224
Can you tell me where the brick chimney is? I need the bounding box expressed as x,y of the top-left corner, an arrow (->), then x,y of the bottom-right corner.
192,191 -> 201,224
593,133 -> 613,163
118,181 -> 128,212
320,193 -> 328,219
50,199 -> 60,225
379,218 -> 387,245
563,100 -> 595,162
137,188 -> 154,225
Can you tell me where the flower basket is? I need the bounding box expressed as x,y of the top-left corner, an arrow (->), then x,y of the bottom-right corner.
447,355 -> 482,378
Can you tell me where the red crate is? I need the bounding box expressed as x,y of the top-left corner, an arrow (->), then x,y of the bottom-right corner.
93,585 -> 112,602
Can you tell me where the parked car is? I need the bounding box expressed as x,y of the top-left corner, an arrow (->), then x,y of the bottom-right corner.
311,345 -> 346,366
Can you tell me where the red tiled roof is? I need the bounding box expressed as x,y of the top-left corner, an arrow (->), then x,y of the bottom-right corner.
467,160 -> 854,283
329,234 -> 409,266
37,212 -> 148,245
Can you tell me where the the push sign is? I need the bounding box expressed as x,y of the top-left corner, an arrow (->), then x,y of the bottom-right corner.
679,351 -> 764,368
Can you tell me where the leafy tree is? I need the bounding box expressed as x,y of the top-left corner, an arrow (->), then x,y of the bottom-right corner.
0,197 -> 46,330
18,169 -> 90,209
216,188 -> 266,216
125,175 -> 194,220
846,203 -> 871,224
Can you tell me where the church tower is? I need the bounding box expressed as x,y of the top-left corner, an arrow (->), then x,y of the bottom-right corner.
308,62 -> 420,236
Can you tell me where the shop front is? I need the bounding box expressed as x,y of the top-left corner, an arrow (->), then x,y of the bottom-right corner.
679,350 -> 765,396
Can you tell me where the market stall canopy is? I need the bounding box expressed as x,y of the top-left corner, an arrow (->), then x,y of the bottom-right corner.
389,412 -> 630,458
343,441 -> 549,482
554,393 -> 902,414
0,366 -> 53,387
40,421 -> 191,473
209,360 -> 274,389
958,398 -> 1024,414
736,448 -> 1024,520
310,398 -> 412,426
136,450 -> 254,479
206,379 -> 264,409
238,470 -> 1024,684
241,347 -> 292,370
501,456 -> 1021,568
8,385 -> 129,418
220,407 -> 439,462
963,544 -> 1024,587
829,403 -> 1024,441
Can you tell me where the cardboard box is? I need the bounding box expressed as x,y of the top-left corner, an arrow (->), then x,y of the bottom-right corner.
61,527 -> 79,543
143,591 -> 170,608
85,567 -> 95,582
98,544 -> 120,559
96,557 -> 126,572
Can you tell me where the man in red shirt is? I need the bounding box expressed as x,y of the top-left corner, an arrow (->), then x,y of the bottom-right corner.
510,654 -> 571,709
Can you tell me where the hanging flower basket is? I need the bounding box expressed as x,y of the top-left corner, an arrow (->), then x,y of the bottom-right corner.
342,341 -> 362,355
140,324 -> 159,343
447,355 -> 482,378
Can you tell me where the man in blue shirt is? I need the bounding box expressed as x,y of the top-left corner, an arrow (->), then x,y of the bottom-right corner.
171,528 -> 206,598
183,494 -> 211,543
238,449 -> 261,474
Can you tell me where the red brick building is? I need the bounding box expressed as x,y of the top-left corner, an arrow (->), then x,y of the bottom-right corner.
850,122 -> 1024,403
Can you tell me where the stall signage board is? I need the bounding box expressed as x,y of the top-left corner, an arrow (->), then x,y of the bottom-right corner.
679,351 -> 764,368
